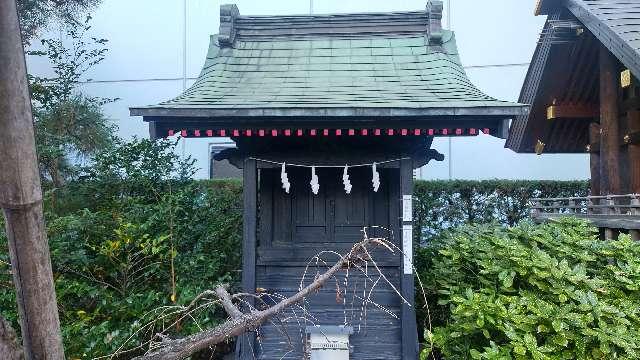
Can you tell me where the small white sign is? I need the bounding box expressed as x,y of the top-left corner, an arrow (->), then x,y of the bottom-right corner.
402,195 -> 413,222
402,224 -> 413,274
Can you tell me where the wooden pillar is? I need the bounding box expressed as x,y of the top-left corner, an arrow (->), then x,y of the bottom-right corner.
599,45 -> 622,195
589,123 -> 601,196
627,110 -> 640,194
237,158 -> 257,360
399,158 -> 418,360
0,0 -> 65,358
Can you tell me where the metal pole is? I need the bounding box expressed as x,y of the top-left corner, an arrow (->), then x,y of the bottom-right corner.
310,0 -> 314,15
447,0 -> 453,180
182,0 -> 187,92
181,0 -> 187,158
447,0 -> 451,28
0,0 -> 65,357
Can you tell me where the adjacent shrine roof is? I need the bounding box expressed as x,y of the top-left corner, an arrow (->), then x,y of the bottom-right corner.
535,0 -> 640,78
130,2 -> 526,138
507,0 -> 640,153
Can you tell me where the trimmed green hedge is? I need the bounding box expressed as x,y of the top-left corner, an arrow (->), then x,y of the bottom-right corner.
414,180 -> 589,244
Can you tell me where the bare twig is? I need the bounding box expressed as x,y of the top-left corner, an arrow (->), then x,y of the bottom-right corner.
110,226 -> 433,360
132,237 -> 375,360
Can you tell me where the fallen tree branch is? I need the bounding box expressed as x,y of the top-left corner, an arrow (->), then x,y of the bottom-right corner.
133,237 -> 375,360
214,285 -> 242,319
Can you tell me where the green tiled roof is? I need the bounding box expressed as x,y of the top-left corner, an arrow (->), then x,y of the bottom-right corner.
158,31 -> 516,110
131,7 -> 526,121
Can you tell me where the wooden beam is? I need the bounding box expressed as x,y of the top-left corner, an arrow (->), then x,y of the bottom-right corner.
237,158 -> 257,359
600,45 -> 622,194
546,103 -> 599,120
399,158 -> 417,360
0,0 -> 65,358
589,123 -> 601,196
627,111 -> 640,193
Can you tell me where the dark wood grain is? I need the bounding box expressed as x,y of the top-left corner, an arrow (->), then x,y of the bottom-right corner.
600,44 -> 622,194
251,166 -> 405,359
399,158 -> 418,360
237,158 -> 258,360
590,123 -> 602,195
628,110 -> 640,193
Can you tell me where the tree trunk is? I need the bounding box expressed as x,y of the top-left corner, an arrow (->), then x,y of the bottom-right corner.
0,0 -> 65,359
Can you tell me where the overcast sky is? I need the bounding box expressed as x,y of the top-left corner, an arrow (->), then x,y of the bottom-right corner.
28,0 -> 591,180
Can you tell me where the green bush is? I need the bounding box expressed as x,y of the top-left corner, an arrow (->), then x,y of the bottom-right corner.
419,219 -> 640,359
0,139 -> 243,358
414,180 -> 589,244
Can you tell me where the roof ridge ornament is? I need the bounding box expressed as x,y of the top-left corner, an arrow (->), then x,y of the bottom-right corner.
426,0 -> 443,45
219,4 -> 239,47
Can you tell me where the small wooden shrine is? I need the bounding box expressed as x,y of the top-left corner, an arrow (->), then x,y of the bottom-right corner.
506,0 -> 640,238
131,2 -> 524,358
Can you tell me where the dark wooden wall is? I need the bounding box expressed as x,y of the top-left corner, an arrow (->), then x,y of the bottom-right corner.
250,166 -> 404,359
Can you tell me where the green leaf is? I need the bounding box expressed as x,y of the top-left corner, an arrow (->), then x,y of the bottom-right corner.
514,344 -> 527,355
503,271 -> 516,288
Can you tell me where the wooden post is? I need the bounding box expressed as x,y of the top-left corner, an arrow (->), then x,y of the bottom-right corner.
604,196 -> 619,240
599,45 -> 622,195
589,123 -> 601,196
399,158 -> 417,360
0,0 -> 65,358
627,110 -> 640,194
237,158 -> 257,360
630,195 -> 640,241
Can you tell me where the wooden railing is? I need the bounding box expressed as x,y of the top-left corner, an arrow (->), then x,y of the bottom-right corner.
530,194 -> 640,239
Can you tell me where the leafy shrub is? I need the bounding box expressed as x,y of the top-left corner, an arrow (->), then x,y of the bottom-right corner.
0,139 -> 242,358
419,219 -> 640,359
414,180 -> 589,245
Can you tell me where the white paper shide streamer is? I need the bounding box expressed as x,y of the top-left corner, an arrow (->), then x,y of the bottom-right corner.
342,165 -> 352,194
372,162 -> 380,192
280,163 -> 291,193
310,166 -> 320,195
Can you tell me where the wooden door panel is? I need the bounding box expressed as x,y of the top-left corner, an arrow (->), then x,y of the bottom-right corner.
292,168 -> 329,243
264,168 -> 393,250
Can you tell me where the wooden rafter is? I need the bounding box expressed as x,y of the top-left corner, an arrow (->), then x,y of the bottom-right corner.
546,103 -> 599,120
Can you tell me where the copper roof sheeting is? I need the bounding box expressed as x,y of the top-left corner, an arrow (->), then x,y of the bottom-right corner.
131,2 -> 525,121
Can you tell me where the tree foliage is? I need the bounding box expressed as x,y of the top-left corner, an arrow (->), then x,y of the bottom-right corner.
1,139 -> 242,358
28,16 -> 116,187
17,0 -> 101,43
413,180 -> 589,244
419,219 -> 640,359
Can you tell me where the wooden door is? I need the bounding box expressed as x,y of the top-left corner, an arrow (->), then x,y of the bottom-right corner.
255,166 -> 402,359
261,167 -> 389,250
